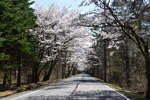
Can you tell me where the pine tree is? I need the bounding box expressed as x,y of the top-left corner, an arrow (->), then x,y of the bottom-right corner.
0,0 -> 36,87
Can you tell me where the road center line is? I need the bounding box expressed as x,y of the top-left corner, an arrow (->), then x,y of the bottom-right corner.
69,76 -> 82,100
70,84 -> 80,100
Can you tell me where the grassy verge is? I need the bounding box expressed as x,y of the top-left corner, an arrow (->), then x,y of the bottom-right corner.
0,81 -> 48,98
0,91 -> 16,98
107,83 -> 147,100
95,77 -> 148,100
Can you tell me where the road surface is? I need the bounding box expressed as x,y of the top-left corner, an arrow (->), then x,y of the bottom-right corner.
0,74 -> 130,100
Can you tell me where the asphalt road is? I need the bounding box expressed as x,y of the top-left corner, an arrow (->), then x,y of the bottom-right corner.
0,74 -> 130,100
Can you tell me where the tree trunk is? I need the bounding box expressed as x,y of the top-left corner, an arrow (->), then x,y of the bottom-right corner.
43,69 -> 51,81
9,68 -> 12,87
94,66 -> 97,77
3,72 -> 7,89
93,66 -> 95,77
57,61 -> 59,80
17,66 -> 21,87
32,66 -> 35,82
43,60 -> 57,81
62,64 -> 65,79
32,65 -> 39,83
145,59 -> 150,98
68,65 -> 70,77
97,66 -> 99,78
68,64 -> 74,77
64,65 -> 67,78
145,45 -> 150,98
104,39 -> 107,82
125,39 -> 131,88
17,55 -> 22,87
14,68 -> 17,79
72,68 -> 76,75
108,50 -> 111,83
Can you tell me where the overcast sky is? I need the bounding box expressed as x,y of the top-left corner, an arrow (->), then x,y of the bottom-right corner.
31,0 -> 95,13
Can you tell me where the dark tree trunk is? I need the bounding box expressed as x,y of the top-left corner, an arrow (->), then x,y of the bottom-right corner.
62,64 -> 65,79
145,44 -> 150,98
32,66 -> 35,82
125,39 -> 131,88
3,72 -> 7,89
68,65 -> 70,77
62,61 -> 67,78
43,60 -> 57,81
97,66 -> 100,78
14,68 -> 17,79
57,61 -> 59,80
9,68 -> 12,87
43,67 -> 52,81
17,66 -> 21,87
108,50 -> 111,83
64,65 -> 67,78
72,68 -> 76,75
145,59 -> 150,98
94,66 -> 97,77
104,39 -> 107,82
17,55 -> 22,87
93,66 -> 95,77
32,64 -> 39,83
68,64 -> 74,77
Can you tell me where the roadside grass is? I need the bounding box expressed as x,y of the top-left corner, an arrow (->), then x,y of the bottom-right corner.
0,81 -> 49,98
0,91 -> 16,98
95,77 -> 148,100
107,83 -> 147,100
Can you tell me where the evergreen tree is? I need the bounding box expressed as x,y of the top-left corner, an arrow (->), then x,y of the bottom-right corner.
0,0 -> 36,87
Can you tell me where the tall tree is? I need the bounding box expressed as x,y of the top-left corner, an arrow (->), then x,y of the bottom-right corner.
0,0 -> 36,87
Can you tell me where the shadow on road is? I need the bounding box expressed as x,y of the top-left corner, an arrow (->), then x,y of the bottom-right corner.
25,95 -> 68,100
73,90 -> 127,100
24,90 -> 126,100
74,79 -> 100,83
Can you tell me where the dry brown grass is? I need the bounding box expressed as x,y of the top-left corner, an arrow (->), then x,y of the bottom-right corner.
0,91 -> 16,98
0,81 -> 49,98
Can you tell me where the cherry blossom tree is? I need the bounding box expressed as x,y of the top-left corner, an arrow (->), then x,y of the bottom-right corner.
31,3 -> 94,81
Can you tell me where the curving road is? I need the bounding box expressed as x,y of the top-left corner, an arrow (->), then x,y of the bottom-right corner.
0,74 -> 130,100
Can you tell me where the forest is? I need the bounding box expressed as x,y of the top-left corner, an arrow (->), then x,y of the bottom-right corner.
0,0 -> 150,99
